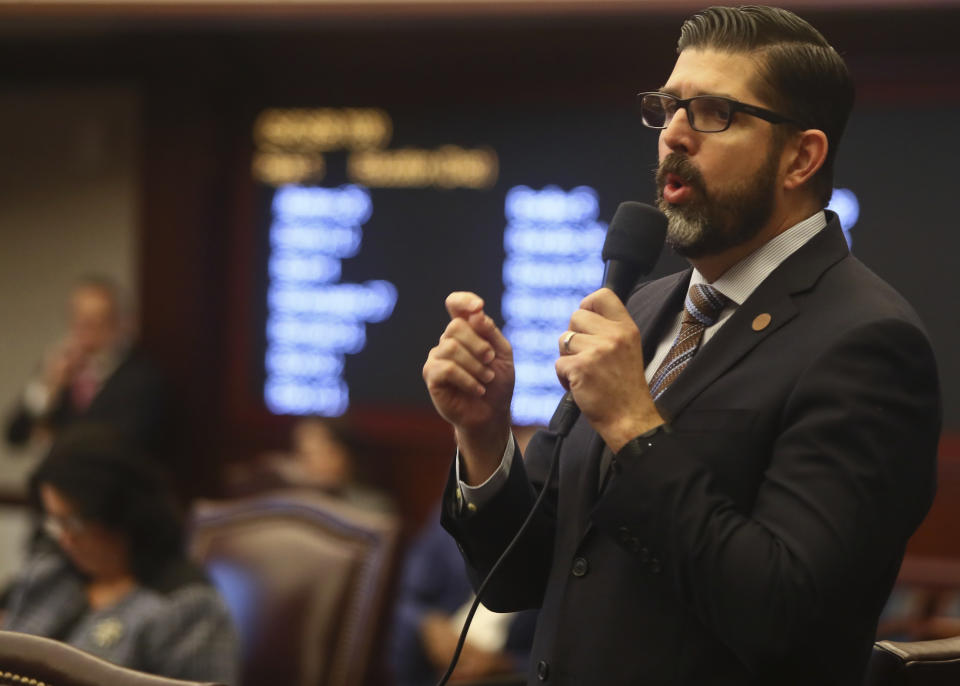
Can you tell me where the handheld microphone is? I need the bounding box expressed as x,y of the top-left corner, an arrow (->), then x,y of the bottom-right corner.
550,202 -> 667,436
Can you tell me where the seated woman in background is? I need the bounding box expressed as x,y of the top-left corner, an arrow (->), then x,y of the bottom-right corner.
1,425 -> 239,685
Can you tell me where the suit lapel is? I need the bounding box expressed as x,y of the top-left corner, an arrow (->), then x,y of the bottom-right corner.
655,217 -> 850,421
653,296 -> 797,421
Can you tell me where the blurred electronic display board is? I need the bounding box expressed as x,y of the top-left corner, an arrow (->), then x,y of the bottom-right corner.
251,104 -> 671,423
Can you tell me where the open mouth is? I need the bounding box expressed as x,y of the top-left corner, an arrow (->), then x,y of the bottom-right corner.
662,172 -> 691,203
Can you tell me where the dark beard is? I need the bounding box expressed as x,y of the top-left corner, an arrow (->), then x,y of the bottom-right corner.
655,148 -> 779,259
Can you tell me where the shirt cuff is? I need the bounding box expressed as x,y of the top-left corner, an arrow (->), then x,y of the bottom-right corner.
22,380 -> 52,416
455,432 -> 515,513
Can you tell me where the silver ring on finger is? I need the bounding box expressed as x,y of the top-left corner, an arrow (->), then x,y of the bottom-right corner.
563,331 -> 577,354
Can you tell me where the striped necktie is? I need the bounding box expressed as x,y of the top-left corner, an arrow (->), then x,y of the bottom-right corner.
648,283 -> 730,400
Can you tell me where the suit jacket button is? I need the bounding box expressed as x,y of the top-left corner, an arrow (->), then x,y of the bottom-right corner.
610,458 -> 622,475
571,557 -> 589,577
537,659 -> 550,681
650,557 -> 662,574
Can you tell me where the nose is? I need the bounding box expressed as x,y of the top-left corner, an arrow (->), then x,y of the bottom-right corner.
659,106 -> 698,157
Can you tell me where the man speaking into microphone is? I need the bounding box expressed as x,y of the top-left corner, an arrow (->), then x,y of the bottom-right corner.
422,6 -> 940,685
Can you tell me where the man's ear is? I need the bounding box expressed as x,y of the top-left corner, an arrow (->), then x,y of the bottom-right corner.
782,129 -> 829,191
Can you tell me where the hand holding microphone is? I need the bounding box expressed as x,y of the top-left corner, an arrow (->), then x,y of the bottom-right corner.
553,202 -> 668,450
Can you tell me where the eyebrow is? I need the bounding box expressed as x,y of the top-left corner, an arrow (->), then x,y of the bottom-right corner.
656,87 -> 741,101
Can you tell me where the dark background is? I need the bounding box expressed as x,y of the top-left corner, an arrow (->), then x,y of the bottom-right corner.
3,2 -> 959,537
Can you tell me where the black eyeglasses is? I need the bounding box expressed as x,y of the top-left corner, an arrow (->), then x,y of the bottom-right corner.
637,92 -> 801,133
43,512 -> 88,539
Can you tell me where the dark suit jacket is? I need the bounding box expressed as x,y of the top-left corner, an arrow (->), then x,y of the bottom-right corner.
442,216 -> 941,685
5,348 -> 171,458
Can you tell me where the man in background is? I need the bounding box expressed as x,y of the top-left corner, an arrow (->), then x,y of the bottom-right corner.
5,276 -> 170,460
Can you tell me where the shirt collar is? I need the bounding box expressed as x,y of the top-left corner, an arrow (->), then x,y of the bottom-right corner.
689,210 -> 827,306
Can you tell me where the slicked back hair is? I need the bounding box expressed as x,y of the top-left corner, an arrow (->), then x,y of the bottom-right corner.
678,5 -> 854,207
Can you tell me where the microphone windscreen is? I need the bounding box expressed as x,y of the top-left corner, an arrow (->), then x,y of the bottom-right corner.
601,202 -> 668,274
600,202 -> 667,300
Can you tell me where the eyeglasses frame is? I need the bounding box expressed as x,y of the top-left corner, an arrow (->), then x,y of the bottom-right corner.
43,512 -> 89,539
636,91 -> 803,133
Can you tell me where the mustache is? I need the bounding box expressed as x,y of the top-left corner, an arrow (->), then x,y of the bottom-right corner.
655,153 -> 707,196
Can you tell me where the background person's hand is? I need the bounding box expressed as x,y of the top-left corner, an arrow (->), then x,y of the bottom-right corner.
420,612 -> 515,681
42,337 -> 85,396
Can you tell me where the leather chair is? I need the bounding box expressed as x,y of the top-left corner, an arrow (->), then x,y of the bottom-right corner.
0,630 -> 224,686
865,636 -> 960,685
188,489 -> 401,686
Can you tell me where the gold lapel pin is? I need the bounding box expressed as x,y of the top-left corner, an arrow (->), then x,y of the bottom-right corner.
752,313 -> 772,332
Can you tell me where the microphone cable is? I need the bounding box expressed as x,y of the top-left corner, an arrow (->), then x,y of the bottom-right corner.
435,432 -> 563,686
